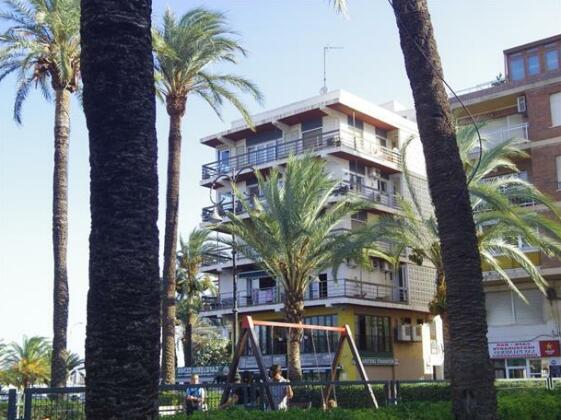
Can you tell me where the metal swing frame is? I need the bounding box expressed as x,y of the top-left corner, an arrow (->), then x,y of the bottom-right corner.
220,315 -> 378,410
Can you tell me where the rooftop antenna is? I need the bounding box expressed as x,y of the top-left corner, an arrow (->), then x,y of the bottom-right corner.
321,46 -> 344,95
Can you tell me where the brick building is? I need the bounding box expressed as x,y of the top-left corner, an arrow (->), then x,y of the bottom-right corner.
451,34 -> 561,378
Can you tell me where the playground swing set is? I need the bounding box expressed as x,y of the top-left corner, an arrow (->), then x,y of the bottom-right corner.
221,315 -> 379,411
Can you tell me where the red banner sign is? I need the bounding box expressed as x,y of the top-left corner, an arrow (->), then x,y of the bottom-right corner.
540,340 -> 561,357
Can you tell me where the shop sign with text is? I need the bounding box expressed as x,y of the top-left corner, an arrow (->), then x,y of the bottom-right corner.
489,341 -> 540,358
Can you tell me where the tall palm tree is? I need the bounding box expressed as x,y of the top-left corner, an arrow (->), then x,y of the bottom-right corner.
330,0 -> 498,417
2,336 -> 51,389
376,129 -> 561,377
175,228 -> 219,367
0,0 -> 80,388
81,0 -> 160,417
223,155 -> 390,380
153,8 -> 263,384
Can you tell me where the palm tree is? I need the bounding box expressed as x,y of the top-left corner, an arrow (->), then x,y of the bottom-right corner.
376,129 -> 561,377
330,0 -> 498,417
153,8 -> 263,384
222,155 -> 390,380
2,336 -> 51,389
175,228 -> 219,367
81,0 -> 160,417
0,0 -> 80,389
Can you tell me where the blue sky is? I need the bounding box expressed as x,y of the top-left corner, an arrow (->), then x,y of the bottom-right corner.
1,0 -> 560,356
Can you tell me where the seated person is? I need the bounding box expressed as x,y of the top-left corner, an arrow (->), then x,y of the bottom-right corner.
220,372 -> 246,409
185,374 -> 206,415
243,371 -> 260,407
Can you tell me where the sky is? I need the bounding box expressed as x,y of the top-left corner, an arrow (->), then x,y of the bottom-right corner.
1,0 -> 560,357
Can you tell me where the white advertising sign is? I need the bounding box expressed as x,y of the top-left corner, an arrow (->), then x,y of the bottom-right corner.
488,341 -> 540,359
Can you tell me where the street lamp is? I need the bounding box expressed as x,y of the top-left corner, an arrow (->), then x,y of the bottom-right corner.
208,165 -> 256,355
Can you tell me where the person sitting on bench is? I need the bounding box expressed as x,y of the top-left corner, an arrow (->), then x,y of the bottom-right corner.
185,374 -> 206,415
220,372 -> 246,409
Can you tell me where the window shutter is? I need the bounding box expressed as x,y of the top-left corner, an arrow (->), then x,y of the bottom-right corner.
513,289 -> 543,325
486,292 -> 513,326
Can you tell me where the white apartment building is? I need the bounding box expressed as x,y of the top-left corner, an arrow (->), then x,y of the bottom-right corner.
196,90 -> 443,381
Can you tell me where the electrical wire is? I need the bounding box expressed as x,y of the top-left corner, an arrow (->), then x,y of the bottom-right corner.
387,0 -> 483,187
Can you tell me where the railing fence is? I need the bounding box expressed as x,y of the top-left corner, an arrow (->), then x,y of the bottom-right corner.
5,378 -> 560,419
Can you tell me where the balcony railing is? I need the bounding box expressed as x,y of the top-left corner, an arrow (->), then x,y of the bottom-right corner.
483,123 -> 529,144
201,129 -> 401,180
334,181 -> 400,209
201,244 -> 261,267
451,79 -> 504,97
202,179 -> 400,223
200,278 -> 408,312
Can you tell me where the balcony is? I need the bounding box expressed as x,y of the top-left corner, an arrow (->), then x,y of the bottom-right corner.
201,244 -> 260,268
333,181 -> 400,210
482,123 -> 529,145
475,172 -> 536,211
200,278 -> 408,313
201,179 -> 400,223
201,129 -> 401,181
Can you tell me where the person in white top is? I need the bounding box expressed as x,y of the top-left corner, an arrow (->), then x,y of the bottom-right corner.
269,364 -> 293,410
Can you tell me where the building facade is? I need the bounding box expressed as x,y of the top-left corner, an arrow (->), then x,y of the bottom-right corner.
197,90 -> 442,381
451,34 -> 561,379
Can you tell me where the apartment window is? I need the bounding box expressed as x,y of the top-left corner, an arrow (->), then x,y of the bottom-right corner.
513,290 -> 543,325
555,155 -> 561,191
248,140 -> 276,165
545,47 -> 560,71
486,290 -> 544,326
526,51 -> 540,76
375,127 -> 388,147
486,291 -> 513,326
351,210 -> 367,230
510,54 -> 525,81
349,161 -> 366,175
301,315 -> 338,354
347,115 -> 364,137
355,315 -> 392,355
217,149 -> 230,171
246,179 -> 260,198
550,92 -> 561,127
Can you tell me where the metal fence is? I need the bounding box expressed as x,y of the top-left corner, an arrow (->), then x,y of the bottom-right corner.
4,378 -> 560,419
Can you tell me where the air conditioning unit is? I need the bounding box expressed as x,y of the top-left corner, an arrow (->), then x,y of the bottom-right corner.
412,324 -> 423,342
516,95 -> 527,113
398,324 -> 412,341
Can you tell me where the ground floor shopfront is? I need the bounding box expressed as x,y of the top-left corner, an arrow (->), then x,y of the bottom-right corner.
489,339 -> 561,378
229,305 -> 443,381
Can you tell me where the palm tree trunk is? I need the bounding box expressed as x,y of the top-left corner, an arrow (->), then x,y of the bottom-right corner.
182,319 -> 193,367
391,1 -> 496,419
161,104 -> 185,384
50,88 -> 71,389
441,311 -> 451,379
81,1 -> 160,418
284,289 -> 304,382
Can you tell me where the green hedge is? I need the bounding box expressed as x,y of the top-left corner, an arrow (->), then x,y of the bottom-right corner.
163,389 -> 561,420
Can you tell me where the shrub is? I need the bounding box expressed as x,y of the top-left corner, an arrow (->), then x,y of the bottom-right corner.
162,389 -> 561,420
